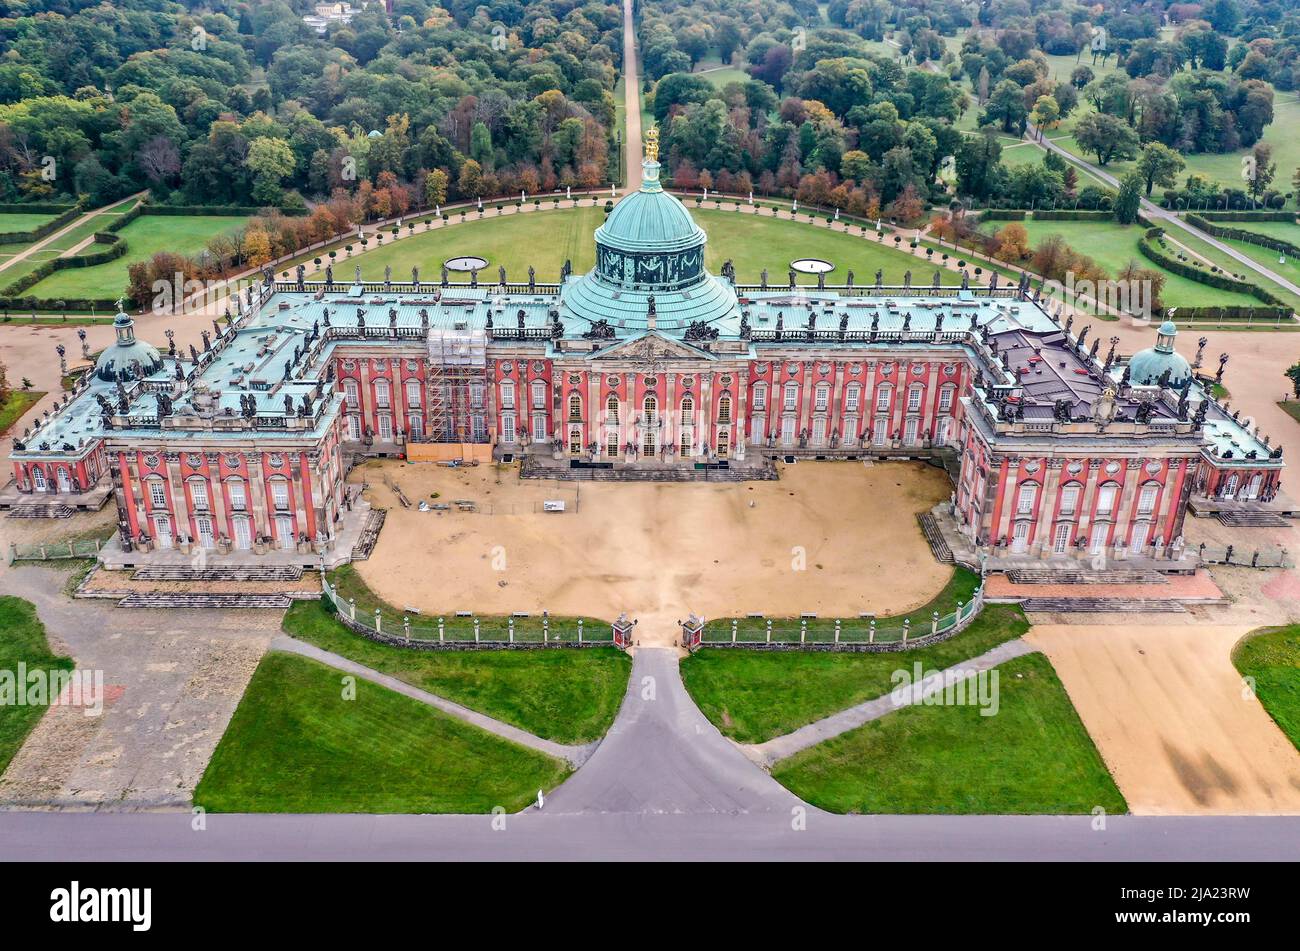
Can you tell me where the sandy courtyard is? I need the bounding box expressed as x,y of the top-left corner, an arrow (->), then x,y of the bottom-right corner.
1028,623 -> 1300,815
351,459 -> 954,645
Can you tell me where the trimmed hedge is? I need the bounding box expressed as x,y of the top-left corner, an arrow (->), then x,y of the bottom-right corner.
1139,226 -> 1292,320
146,203 -> 307,217
1187,214 -> 1300,257
980,209 -> 1026,222
1193,210 -> 1296,222
1031,209 -> 1116,221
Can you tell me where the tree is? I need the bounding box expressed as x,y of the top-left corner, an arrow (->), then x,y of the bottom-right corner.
246,136 -> 296,205
457,159 -> 485,200
1074,113 -> 1140,166
1286,362 -> 1300,399
424,168 -> 448,207
993,222 -> 1030,262
980,79 -> 1028,134
1114,172 -> 1144,224
1245,143 -> 1276,203
1030,96 -> 1060,138
1136,143 -> 1185,196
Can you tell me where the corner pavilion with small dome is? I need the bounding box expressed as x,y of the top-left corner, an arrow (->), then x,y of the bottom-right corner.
4,139 -> 1287,566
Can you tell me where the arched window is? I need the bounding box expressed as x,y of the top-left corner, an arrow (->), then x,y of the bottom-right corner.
568,393 -> 582,420
717,394 -> 732,423
680,395 -> 694,425
1016,481 -> 1039,515
31,467 -> 46,490
606,394 -> 619,424
643,394 -> 658,424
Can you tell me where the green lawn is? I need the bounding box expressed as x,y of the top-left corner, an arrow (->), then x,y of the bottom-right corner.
194,651 -> 570,813
0,596 -> 74,777
28,213 -> 248,299
1277,400 -> 1300,424
697,66 -> 748,88
703,565 -> 983,643
0,389 -> 45,433
680,602 -> 1030,744
1233,624 -> 1300,751
283,597 -> 630,744
306,204 -> 955,289
0,211 -> 60,239
772,652 -> 1127,815
1014,218 -> 1263,307
0,196 -> 141,290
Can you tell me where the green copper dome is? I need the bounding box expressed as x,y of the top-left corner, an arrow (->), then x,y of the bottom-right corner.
595,159 -> 705,255
1128,319 -> 1191,387
95,308 -> 163,382
561,147 -> 737,333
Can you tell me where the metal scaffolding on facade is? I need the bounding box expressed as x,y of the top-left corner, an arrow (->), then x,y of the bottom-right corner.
426,327 -> 489,443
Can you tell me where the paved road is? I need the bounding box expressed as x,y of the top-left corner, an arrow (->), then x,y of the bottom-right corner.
272,635 -> 597,767
1029,126 -> 1300,300
621,0 -> 642,191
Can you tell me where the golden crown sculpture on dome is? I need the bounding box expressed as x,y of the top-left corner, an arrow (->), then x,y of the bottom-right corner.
645,126 -> 659,163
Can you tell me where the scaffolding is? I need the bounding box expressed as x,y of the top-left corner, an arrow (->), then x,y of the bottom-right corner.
426,327 -> 488,443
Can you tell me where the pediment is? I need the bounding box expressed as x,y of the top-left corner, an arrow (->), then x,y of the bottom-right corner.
591,331 -> 714,364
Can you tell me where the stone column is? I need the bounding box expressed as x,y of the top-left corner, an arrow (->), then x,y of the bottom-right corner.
166,453 -> 191,543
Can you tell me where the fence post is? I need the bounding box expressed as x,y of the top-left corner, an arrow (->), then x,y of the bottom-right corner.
577,618 -> 583,644
508,617 -> 514,644
800,619 -> 807,644
869,619 -> 876,643
932,611 -> 939,636
956,600 -> 964,625
474,618 -> 480,644
732,619 -> 738,643
438,617 -> 444,643
834,619 -> 841,644
544,616 -> 550,643
349,598 -> 355,621
902,618 -> 910,644
403,616 -> 410,644
67,541 -> 74,557
374,609 -> 382,633
765,619 -> 772,643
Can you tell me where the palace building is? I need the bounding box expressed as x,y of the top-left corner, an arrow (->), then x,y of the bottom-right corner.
5,138 -> 1287,567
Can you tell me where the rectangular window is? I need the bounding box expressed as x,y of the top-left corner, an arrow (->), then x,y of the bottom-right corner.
470,382 -> 485,408
472,415 -> 486,441
1059,485 -> 1080,515
532,415 -> 548,442
346,415 -> 361,440
872,418 -> 888,446
752,386 -> 767,411
532,382 -> 547,409
907,387 -> 923,412
500,414 -> 516,443
1016,483 -> 1037,515
939,387 -> 954,412
876,388 -> 891,412
500,383 -> 515,409
406,381 -> 421,408
409,414 -> 424,437
378,414 -> 393,441
228,482 -> 247,510
904,416 -> 919,444
1096,485 -> 1117,515
1138,484 -> 1159,515
189,481 -> 208,511
784,385 -> 798,411
1012,521 -> 1029,554
781,416 -> 795,446
815,387 -> 829,411
272,481 -> 290,511
811,417 -> 826,446
1053,522 -> 1071,554
845,388 -> 860,412
750,416 -> 765,443
149,481 -> 167,509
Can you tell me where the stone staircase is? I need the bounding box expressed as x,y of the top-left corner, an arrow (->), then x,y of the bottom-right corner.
6,503 -> 75,518
351,508 -> 386,560
1020,597 -> 1188,613
916,512 -> 954,564
130,566 -> 304,582
1006,568 -> 1168,585
117,593 -> 293,609
1216,511 -> 1292,528
520,456 -> 779,482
